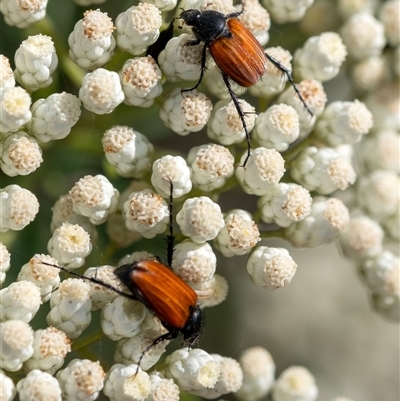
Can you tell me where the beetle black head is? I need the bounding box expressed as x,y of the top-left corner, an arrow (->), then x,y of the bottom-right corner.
181,304 -> 203,345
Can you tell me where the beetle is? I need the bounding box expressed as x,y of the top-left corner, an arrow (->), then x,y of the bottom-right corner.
179,7 -> 313,167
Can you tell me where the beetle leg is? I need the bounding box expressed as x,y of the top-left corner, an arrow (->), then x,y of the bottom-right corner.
182,43 -> 208,92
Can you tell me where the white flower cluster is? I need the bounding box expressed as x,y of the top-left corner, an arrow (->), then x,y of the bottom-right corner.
1,0 -> 397,399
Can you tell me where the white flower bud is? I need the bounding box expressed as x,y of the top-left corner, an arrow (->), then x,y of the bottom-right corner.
17,370 -> 62,401
1,131 -> 43,176
164,348 -> 221,391
120,56 -> 163,107
379,0 -> 400,46
294,32 -> 347,82
14,34 -> 57,90
27,92 -> 81,142
195,274 -> 228,308
263,0 -> 314,23
236,148 -> 285,196
102,297 -> 146,341
338,215 -> 384,261
0,86 -> 31,133
0,243 -> 11,286
0,55 -> 15,89
207,99 -> 256,146
68,9 -> 116,71
160,88 -> 212,136
47,278 -> 92,338
285,197 -> 350,248
158,34 -> 202,82
102,125 -> 154,178
258,183 -> 312,227
114,327 -> 169,371
123,189 -> 169,238
249,47 -> 292,98
0,185 -> 39,232
340,13 -> 385,60
0,280 -> 41,322
146,371 -> 180,401
291,146 -> 356,194
69,174 -> 119,225
151,155 -> 192,198
18,254 -> 60,302
246,246 -> 298,290
47,223 -> 92,268
0,370 -> 16,401
191,354 -> 243,398
253,104 -> 299,151
103,364 -> 151,401
79,68 -> 124,114
214,209 -> 260,257
187,143 -> 234,191
315,100 -> 373,146
272,366 -> 318,401
0,319 -> 34,372
337,0 -> 375,19
235,346 -> 275,401
171,240 -> 216,284
23,327 -> 71,374
116,3 -> 162,55
239,0 -> 270,46
177,196 -> 225,243
57,359 -> 105,401
356,170 -> 399,221
351,56 -> 390,91
0,0 -> 48,28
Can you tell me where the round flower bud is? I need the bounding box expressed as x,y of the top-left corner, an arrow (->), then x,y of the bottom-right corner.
379,0 -> 400,46
164,347 -> 221,392
147,372 -> 180,401
14,34 -> 58,90
235,346 -> 275,401
79,68 -> 124,114
27,92 -> 82,143
116,3 -> 162,55
285,197 -> 350,248
214,209 -> 260,257
240,0 -> 270,45
0,86 -> 31,133
338,215 -> 384,262
102,125 -> 154,178
314,100 -> 373,146
0,320 -> 34,372
236,148 -> 285,196
176,196 -> 225,243
0,185 -> 39,232
103,364 -> 151,401
151,155 -> 192,198
68,9 -> 116,71
47,278 -> 92,338
17,370 -> 62,401
159,88 -> 212,136
0,0 -> 48,28
258,183 -> 313,227
246,246 -> 298,290
0,280 -> 41,322
0,242 -> 11,286
1,131 -> 43,177
120,56 -> 163,107
294,32 -> 347,82
123,189 -> 169,238
101,297 -> 146,341
351,56 -> 389,92
207,99 -> 256,146
23,327 -> 71,374
57,359 -> 105,401
0,55 -> 15,90
263,0 -> 314,23
171,240 -> 217,284
0,370 -> 16,401
158,34 -> 202,82
291,146 -> 356,195
253,104 -> 299,151
272,366 -> 318,401
194,274 -> 229,308
69,174 -> 120,225
47,223 -> 92,268
187,144 -> 235,191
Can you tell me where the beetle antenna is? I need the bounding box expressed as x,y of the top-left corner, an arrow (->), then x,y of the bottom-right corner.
264,52 -> 313,117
